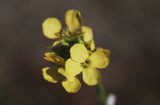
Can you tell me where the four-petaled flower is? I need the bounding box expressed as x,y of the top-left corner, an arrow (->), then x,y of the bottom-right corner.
66,44 -> 110,86
42,9 -> 95,49
42,9 -> 82,47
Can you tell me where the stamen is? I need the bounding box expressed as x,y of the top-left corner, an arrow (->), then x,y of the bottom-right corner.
81,59 -> 90,68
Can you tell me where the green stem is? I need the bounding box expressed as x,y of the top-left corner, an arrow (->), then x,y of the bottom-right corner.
97,80 -> 107,105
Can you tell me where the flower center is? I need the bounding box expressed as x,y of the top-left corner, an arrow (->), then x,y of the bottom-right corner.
60,28 -> 83,41
60,28 -> 71,38
81,59 -> 90,68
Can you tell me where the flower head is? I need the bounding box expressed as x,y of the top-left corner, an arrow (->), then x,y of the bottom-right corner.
41,9 -> 110,93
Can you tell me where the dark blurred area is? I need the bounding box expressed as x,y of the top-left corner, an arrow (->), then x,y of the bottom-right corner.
0,0 -> 160,105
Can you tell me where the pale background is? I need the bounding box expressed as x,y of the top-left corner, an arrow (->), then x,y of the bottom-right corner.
0,0 -> 160,105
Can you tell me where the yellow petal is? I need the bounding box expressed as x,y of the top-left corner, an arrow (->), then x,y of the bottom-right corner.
65,59 -> 82,77
82,67 -> 100,85
82,26 -> 95,51
42,67 -> 62,83
62,77 -> 81,93
43,52 -> 65,66
42,18 -> 62,39
65,9 -> 82,33
82,26 -> 93,43
70,44 -> 89,63
89,48 -> 110,69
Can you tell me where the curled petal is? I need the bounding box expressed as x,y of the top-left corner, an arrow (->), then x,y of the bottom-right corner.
89,48 -> 110,69
82,26 -> 95,51
42,67 -> 62,83
62,77 -> 81,93
65,59 -> 83,77
42,18 -> 62,39
47,39 -> 62,48
65,9 -> 82,33
70,44 -> 89,63
83,67 -> 100,86
43,52 -> 65,66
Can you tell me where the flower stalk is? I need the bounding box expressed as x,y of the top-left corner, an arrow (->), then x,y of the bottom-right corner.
97,80 -> 107,105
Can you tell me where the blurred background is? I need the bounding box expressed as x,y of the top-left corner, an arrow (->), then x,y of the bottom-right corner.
0,0 -> 160,105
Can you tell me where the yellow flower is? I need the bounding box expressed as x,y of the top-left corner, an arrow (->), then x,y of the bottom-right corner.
67,43 -> 110,85
43,52 -> 65,66
42,66 -> 81,93
42,9 -> 82,47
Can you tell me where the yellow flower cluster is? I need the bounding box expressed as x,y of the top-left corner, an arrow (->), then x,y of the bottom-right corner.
42,9 -> 110,93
